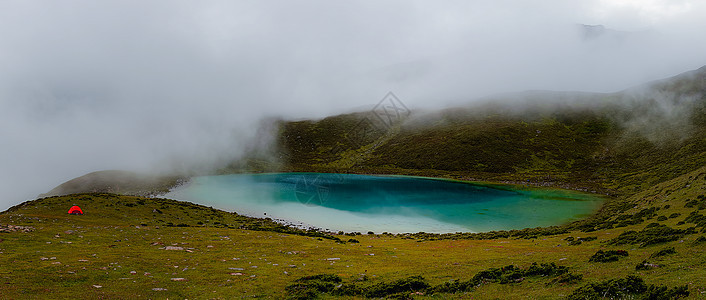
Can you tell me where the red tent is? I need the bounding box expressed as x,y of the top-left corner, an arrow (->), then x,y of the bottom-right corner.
68,206 -> 83,215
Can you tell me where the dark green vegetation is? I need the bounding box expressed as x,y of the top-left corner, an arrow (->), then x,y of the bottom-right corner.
588,249 -> 629,263
286,263 -> 571,299
5,65 -> 706,298
567,275 -> 689,300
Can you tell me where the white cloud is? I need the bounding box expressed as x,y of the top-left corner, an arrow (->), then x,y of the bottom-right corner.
0,0 -> 705,209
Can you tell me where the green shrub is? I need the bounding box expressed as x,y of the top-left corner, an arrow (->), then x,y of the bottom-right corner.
636,260 -> 657,270
650,247 -> 676,258
567,275 -> 647,299
549,273 -> 583,285
608,225 -> 691,247
644,284 -> 690,299
588,250 -> 629,263
362,276 -> 429,298
566,236 -> 597,246
568,275 -> 689,300
285,274 -> 343,299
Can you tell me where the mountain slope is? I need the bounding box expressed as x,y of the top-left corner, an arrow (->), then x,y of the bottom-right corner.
275,65 -> 706,197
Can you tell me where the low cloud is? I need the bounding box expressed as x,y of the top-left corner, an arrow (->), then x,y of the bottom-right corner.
1,0 -> 706,209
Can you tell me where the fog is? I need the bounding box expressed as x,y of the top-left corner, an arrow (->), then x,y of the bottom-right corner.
1,0 -> 706,209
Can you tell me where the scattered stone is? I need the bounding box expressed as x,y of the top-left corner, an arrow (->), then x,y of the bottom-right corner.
326,258 -> 340,261
164,246 -> 184,251
152,288 -> 167,291
78,259 -> 89,262
171,278 -> 187,281
229,273 -> 244,276
229,268 -> 244,271
0,224 -> 35,233
130,271 -> 137,275
40,257 -> 48,261
92,285 -> 102,288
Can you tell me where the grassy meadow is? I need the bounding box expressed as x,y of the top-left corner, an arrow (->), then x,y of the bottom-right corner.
2,165 -> 705,299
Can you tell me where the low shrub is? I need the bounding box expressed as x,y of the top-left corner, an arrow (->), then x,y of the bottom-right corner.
567,275 -> 647,299
362,276 -> 429,298
644,284 -> 690,299
608,225 -> 693,247
285,274 -> 342,300
650,247 -> 676,258
568,275 -> 689,300
635,260 -> 658,270
566,236 -> 597,246
549,273 -> 583,285
588,250 -> 629,263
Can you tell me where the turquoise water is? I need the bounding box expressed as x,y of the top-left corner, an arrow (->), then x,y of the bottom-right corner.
165,173 -> 603,233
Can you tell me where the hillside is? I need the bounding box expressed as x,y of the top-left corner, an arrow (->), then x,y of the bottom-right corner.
274,66 -> 706,197
40,170 -> 185,198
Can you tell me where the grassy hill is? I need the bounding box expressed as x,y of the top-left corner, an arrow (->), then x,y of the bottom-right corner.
274,66 -> 706,198
4,65 -> 706,298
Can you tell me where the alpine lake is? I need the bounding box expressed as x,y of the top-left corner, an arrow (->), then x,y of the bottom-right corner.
165,173 -> 603,233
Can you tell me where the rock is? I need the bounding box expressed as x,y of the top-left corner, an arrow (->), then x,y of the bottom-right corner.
164,246 -> 184,251
229,273 -> 244,276
152,288 -> 167,291
92,285 -> 102,288
170,278 -> 187,281
326,258 -> 340,261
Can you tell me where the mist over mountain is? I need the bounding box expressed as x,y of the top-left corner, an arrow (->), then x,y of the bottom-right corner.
2,0 -> 706,209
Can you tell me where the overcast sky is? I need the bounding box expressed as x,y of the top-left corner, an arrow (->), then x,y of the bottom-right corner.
1,0 -> 706,209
